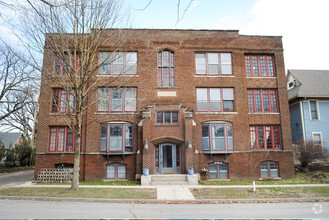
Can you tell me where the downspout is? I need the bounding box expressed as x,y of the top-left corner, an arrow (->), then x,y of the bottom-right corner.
299,99 -> 306,143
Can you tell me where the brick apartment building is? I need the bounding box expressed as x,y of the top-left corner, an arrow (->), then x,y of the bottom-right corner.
35,29 -> 295,182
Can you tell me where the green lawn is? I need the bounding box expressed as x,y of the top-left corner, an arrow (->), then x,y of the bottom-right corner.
200,171 -> 329,185
0,187 -> 156,199
191,187 -> 329,199
37,180 -> 140,186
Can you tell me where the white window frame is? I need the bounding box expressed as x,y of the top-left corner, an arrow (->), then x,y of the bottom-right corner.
308,100 -> 320,121
312,132 -> 323,146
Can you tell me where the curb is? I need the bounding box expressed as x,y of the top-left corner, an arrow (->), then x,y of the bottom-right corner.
1,196 -> 329,204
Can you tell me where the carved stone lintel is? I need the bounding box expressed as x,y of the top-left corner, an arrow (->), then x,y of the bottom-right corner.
184,110 -> 193,118
142,111 -> 151,119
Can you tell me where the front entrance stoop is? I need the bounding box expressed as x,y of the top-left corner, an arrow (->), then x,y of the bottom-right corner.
141,174 -> 199,186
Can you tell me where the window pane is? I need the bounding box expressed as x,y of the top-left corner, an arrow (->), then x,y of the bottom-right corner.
274,129 -> 280,149
223,88 -> 234,111
266,130 -> 273,149
209,89 -> 221,111
117,165 -> 126,179
66,131 -> 73,152
50,130 -> 56,151
58,129 -> 65,151
164,112 -> 171,123
270,163 -> 278,177
52,90 -> 59,112
258,127 -> 264,149
260,57 -> 267,76
163,68 -> 170,86
157,112 -> 163,123
310,101 -> 318,120
126,53 -> 137,74
209,164 -> 217,179
196,88 -> 208,111
162,51 -> 169,66
219,164 -> 228,179
101,126 -> 107,151
248,94 -> 254,112
110,126 -> 123,151
99,52 -> 111,74
98,88 -> 109,111
111,89 -> 122,111
263,94 -> 269,112
60,92 -> 67,112
245,57 -> 251,76
313,134 -> 322,145
107,165 -> 116,179
125,126 -> 133,147
202,126 -> 209,150
252,57 -> 259,76
220,53 -> 232,75
212,126 -> 225,150
208,53 -> 219,75
195,54 -> 206,74
250,130 -> 256,149
260,163 -> 268,177
270,93 -> 277,112
227,125 -> 233,150
124,88 -> 136,111
256,94 -> 262,112
267,57 -> 274,76
172,112 -> 178,123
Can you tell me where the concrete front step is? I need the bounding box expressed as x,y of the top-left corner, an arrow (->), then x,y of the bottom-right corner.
151,174 -> 188,185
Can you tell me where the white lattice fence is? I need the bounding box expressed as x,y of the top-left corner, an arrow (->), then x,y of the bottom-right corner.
37,169 -> 73,183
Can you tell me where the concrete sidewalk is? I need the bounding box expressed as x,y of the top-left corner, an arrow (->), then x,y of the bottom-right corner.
5,181 -> 329,201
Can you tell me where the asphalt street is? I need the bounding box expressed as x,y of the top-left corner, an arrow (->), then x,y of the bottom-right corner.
0,200 -> 328,218
0,170 -> 34,189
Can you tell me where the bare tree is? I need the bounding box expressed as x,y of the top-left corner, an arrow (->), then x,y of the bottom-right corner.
19,0 -> 129,190
293,139 -> 328,168
0,46 -> 36,122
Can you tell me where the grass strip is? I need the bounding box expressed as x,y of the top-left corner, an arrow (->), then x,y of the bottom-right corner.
37,180 -> 140,186
191,187 -> 329,199
0,187 -> 156,199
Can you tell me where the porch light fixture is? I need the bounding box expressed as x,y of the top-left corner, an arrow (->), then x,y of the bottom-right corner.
188,140 -> 192,148
144,139 -> 149,149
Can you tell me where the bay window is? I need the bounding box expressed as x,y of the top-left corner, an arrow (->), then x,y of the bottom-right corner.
195,52 -> 232,75
260,161 -> 279,178
202,122 -> 233,153
196,88 -> 234,112
158,50 -> 175,87
97,88 -> 136,112
49,127 -> 75,152
99,52 -> 137,75
100,123 -> 133,153
250,125 -> 281,150
245,55 -> 275,77
248,89 -> 278,113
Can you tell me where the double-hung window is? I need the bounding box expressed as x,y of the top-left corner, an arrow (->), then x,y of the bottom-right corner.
106,164 -> 127,179
49,127 -> 75,152
245,55 -> 275,77
202,122 -> 233,153
158,50 -> 175,87
51,89 -> 75,113
54,54 -> 80,76
209,163 -> 229,179
248,89 -> 278,113
312,132 -> 323,146
260,161 -> 279,178
195,52 -> 232,75
99,52 -> 137,75
309,101 -> 319,120
156,111 -> 178,124
100,123 -> 133,153
250,126 -> 281,150
97,88 -> 137,112
196,88 -> 234,112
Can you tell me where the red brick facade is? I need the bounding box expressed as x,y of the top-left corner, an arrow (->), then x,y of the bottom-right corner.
35,29 -> 295,181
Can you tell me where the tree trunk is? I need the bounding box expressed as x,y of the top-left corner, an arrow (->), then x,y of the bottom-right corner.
71,132 -> 81,191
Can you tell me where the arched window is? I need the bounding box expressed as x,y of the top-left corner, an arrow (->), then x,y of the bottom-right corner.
201,121 -> 233,153
106,163 -> 127,179
158,50 -> 175,87
209,162 -> 229,179
260,161 -> 279,178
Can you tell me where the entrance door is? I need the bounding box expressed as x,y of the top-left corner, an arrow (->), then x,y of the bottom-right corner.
154,143 -> 180,174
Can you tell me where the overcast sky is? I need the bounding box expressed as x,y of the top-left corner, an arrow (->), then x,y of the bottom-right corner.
0,0 -> 328,71
126,0 -> 329,71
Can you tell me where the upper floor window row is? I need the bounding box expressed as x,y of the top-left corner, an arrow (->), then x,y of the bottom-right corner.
158,50 -> 175,87
97,87 -> 136,112
54,55 -> 81,76
245,55 -> 275,77
195,53 -> 232,76
248,89 -> 278,113
196,88 -> 234,112
99,52 -> 137,75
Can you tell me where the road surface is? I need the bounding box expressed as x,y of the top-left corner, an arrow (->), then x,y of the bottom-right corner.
0,170 -> 34,189
0,200 -> 327,218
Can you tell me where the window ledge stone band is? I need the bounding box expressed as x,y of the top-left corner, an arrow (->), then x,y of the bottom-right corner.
195,112 -> 238,115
